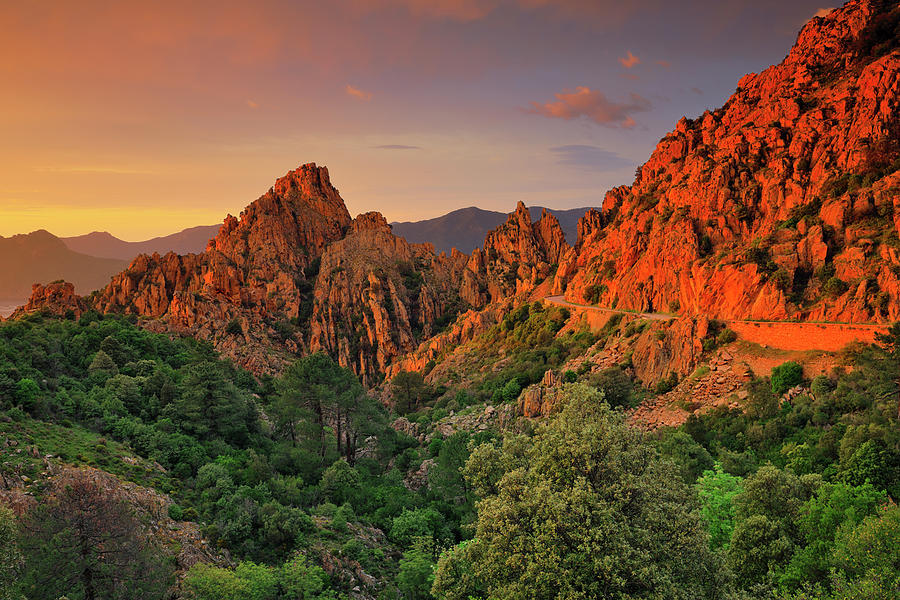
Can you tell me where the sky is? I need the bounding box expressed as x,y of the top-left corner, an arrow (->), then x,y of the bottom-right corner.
0,0 -> 835,240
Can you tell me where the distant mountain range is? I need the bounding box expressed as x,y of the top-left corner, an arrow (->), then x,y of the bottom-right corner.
62,224 -> 220,260
391,206 -> 598,254
0,230 -> 127,301
0,226 -> 219,312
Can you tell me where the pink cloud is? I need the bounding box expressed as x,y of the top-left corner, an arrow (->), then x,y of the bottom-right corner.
656,60 -> 671,68
813,7 -> 835,18
526,86 -> 651,128
345,84 -> 373,101
618,50 -> 640,68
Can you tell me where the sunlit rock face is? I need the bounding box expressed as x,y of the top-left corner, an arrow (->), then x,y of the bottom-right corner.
557,0 -> 900,324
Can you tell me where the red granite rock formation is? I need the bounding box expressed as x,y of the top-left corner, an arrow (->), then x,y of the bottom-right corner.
86,163 -> 353,374
11,282 -> 88,319
466,202 -> 570,303
308,211 -> 470,384
557,0 -> 900,323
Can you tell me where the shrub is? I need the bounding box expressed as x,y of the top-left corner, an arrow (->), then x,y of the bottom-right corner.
717,329 -> 737,345
810,375 -> 833,397
823,276 -> 849,299
583,284 -> 606,305
654,373 -> 678,395
500,379 -> 522,402
341,538 -> 365,561
771,268 -> 792,291
771,361 -> 803,396
225,319 -> 243,336
168,503 -> 184,521
698,235 -> 713,257
589,367 -> 633,408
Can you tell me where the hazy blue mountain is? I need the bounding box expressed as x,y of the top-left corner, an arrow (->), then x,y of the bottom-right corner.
62,224 -> 220,260
0,230 -> 127,300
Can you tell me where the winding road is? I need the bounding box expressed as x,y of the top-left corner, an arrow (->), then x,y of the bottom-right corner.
542,295 -> 886,352
544,295 -> 674,321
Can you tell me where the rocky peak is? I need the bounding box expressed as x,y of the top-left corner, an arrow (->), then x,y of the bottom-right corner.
208,163 -> 351,270
577,209 -> 604,248
350,212 -> 392,234
558,0 -> 900,322
467,203 -> 571,302
86,163 -> 360,374
789,0 -> 896,69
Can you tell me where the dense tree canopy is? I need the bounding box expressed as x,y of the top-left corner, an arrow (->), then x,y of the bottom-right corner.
1,310 -> 897,600
434,384 -> 726,600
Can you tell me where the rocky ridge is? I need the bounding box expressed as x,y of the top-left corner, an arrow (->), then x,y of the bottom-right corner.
308,211 -> 470,385
14,164 -> 570,381
465,202 -> 570,305
556,0 -> 900,323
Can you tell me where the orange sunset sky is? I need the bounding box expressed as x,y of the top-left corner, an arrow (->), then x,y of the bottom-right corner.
1,0 -> 832,240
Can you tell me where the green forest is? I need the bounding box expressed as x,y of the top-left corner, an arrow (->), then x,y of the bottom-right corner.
0,310 -> 898,599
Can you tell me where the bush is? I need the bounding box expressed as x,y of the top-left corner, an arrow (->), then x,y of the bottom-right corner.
341,538 -> 365,561
589,367 -> 633,408
717,329 -> 737,345
810,375 -> 833,397
583,284 -> 605,305
771,361 -> 803,395
654,373 -> 679,395
168,503 -> 184,521
823,276 -> 849,299
500,379 -> 522,402
225,319 -> 243,336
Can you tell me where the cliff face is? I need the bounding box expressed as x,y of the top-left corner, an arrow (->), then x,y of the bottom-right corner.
87,164 -> 353,374
465,202 -> 570,304
13,154 -> 573,380
557,0 -> 900,323
308,212 -> 470,385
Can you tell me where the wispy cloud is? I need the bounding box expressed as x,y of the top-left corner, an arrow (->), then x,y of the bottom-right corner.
374,144 -> 422,150
813,7 -> 835,18
345,84 -> 373,101
656,60 -> 671,68
526,87 -> 651,129
246,99 -> 259,109
549,145 -> 631,171
618,50 -> 640,68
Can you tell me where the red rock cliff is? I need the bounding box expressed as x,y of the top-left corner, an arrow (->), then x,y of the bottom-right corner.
89,164 -> 352,374
309,212 -> 470,384
466,202 -> 570,304
557,0 -> 900,323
